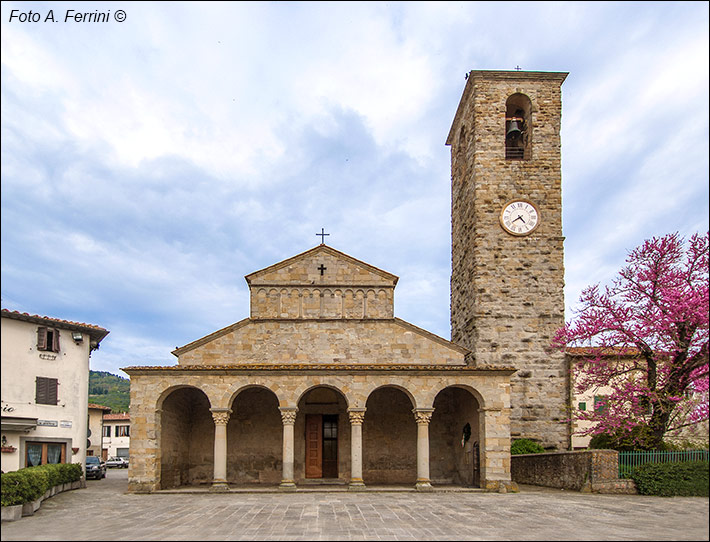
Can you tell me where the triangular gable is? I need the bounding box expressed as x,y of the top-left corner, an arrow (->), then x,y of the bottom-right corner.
245,245 -> 398,287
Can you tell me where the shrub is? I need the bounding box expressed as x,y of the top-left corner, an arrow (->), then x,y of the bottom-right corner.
588,425 -> 662,451
1,463 -> 82,507
511,438 -> 545,455
631,461 -> 709,497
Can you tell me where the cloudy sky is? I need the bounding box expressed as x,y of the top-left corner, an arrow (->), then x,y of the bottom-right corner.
2,1 -> 708,378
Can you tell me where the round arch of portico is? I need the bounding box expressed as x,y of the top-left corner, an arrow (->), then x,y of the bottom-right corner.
293,382 -> 350,408
363,383 -> 418,410
222,382 -> 285,411
155,384 -> 215,412
423,383 -> 486,411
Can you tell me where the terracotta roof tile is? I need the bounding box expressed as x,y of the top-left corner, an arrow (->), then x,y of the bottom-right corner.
103,413 -> 130,420
1,309 -> 109,343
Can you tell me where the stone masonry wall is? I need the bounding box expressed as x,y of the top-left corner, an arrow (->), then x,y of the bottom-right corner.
511,450 -> 637,494
448,71 -> 569,450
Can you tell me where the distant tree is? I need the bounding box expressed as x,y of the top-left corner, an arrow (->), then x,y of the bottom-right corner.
553,232 -> 709,449
88,371 -> 130,413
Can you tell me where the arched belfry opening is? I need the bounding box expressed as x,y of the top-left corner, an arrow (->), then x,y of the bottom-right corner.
505,93 -> 532,160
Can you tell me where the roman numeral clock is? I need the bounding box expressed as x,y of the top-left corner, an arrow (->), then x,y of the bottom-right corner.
500,199 -> 540,236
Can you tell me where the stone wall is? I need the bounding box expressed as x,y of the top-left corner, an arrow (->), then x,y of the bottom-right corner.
511,449 -> 637,494
447,71 -> 570,450
174,319 -> 469,366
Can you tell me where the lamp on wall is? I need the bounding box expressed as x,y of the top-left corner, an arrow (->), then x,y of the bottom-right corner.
72,332 -> 83,343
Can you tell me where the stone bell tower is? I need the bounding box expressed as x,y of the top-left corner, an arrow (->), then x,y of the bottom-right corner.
446,70 -> 570,450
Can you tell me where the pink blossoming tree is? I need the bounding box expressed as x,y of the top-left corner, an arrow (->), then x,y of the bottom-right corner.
553,232 -> 709,449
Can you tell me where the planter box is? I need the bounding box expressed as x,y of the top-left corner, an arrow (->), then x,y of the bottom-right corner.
21,498 -> 42,517
71,480 -> 82,490
1,504 -> 23,522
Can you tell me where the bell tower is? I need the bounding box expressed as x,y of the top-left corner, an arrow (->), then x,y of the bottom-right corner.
447,70 -> 570,450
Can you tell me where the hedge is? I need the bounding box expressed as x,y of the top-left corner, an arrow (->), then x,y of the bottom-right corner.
511,438 -> 546,455
631,461 -> 709,497
1,463 -> 82,507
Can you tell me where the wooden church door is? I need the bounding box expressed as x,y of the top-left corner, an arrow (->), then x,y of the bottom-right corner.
305,414 -> 322,478
305,414 -> 339,478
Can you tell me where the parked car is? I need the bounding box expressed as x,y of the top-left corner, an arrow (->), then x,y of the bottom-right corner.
85,456 -> 106,479
105,456 -> 129,468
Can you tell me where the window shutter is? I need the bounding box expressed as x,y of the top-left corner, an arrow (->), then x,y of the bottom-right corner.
36,377 -> 58,405
48,378 -> 58,404
37,327 -> 48,350
52,329 -> 60,352
36,376 -> 46,403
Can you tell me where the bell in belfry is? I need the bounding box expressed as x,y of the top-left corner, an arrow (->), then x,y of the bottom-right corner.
506,117 -> 523,142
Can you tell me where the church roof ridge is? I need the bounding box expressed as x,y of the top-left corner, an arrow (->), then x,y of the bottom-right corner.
122,363 -> 516,374
244,244 -> 399,285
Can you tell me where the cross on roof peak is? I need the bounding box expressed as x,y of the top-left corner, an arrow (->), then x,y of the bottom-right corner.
316,228 -> 330,244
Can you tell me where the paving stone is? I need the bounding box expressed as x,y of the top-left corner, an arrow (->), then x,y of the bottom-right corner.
1,469 -> 707,541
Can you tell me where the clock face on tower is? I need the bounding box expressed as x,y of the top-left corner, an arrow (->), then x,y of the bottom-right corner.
500,199 -> 540,236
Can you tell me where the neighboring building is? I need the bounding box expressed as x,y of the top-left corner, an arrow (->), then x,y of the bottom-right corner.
87,403 -> 111,457
1,309 -> 109,473
568,348 -> 710,449
102,413 -> 130,460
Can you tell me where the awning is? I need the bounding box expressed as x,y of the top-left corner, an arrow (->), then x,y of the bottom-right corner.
1,416 -> 38,432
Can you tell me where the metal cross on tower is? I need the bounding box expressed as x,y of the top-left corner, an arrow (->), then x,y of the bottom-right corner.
316,228 -> 330,244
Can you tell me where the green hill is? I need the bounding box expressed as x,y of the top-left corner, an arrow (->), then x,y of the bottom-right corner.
89,370 -> 130,413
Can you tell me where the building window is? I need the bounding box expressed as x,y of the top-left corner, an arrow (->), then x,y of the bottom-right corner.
115,425 -> 129,437
594,395 -> 607,413
37,326 -> 60,352
103,426 -> 111,437
35,377 -> 58,405
26,442 -> 66,466
578,402 -> 586,411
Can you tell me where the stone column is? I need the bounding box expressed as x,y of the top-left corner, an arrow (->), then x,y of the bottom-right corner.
209,408 -> 232,492
347,408 -> 367,491
279,407 -> 298,491
413,408 -> 434,491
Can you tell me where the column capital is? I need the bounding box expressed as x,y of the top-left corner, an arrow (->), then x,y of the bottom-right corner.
412,408 -> 434,425
347,408 -> 367,425
279,407 -> 298,425
210,408 -> 232,426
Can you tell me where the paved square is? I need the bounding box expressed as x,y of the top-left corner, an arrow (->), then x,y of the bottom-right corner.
1,469 -> 708,541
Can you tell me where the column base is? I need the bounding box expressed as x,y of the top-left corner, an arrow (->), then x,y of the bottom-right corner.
348,479 -> 367,491
279,480 -> 297,492
415,480 -> 433,492
209,481 -> 230,493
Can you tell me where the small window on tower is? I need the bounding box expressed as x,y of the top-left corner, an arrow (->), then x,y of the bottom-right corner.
505,93 -> 532,160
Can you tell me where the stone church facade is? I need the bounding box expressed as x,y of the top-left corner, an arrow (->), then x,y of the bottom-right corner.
125,245 -> 515,492
124,70 -> 569,492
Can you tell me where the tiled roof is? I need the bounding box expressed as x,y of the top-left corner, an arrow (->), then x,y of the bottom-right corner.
103,413 -> 130,421
122,363 -> 516,373
1,309 -> 109,343
566,346 -> 641,357
88,403 -> 112,411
